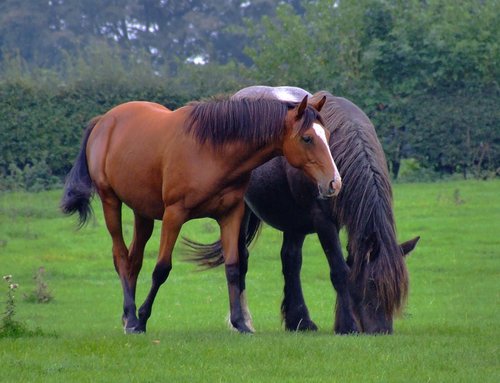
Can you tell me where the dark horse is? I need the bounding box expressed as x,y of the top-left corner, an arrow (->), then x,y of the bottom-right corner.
61,95 -> 341,333
185,86 -> 419,334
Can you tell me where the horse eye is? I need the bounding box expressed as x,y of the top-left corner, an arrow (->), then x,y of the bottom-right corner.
301,135 -> 313,144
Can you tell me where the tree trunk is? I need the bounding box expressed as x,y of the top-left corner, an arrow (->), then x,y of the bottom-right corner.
391,159 -> 400,180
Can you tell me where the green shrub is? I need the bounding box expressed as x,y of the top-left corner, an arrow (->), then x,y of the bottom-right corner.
396,158 -> 440,183
23,267 -> 53,304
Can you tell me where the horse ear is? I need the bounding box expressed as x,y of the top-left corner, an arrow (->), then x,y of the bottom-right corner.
311,95 -> 326,113
400,236 -> 420,257
296,95 -> 308,119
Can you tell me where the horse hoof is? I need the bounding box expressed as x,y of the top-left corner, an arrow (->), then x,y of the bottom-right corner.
238,327 -> 254,335
235,323 -> 254,334
287,318 -> 318,332
226,313 -> 256,333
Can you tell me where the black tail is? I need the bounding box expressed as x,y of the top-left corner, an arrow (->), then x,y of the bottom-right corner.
182,206 -> 262,269
60,116 -> 101,227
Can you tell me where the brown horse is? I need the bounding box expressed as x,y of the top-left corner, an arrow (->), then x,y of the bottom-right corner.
61,96 -> 341,333
185,87 -> 419,334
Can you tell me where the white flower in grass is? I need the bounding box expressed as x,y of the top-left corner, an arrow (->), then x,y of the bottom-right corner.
9,283 -> 19,290
3,275 -> 12,282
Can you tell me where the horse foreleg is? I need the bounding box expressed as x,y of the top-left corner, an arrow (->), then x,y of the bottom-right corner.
219,201 -> 253,334
280,231 -> 318,331
227,243 -> 255,332
226,206 -> 255,332
237,235 -> 255,332
135,206 -> 184,333
314,218 -> 359,334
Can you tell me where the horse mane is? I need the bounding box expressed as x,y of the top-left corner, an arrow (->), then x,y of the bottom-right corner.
184,97 -> 322,148
311,91 -> 409,317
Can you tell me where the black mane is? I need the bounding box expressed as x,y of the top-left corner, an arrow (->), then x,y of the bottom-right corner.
311,91 -> 408,315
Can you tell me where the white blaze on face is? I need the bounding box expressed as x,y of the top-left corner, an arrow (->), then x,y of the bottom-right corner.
312,123 -> 341,182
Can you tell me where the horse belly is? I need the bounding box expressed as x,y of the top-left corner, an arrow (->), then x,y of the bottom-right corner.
116,175 -> 164,219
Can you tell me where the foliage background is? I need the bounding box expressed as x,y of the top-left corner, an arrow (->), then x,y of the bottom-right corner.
0,0 -> 499,189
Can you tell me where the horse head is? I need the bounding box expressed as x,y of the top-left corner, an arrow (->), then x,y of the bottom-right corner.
344,236 -> 420,333
282,95 -> 342,199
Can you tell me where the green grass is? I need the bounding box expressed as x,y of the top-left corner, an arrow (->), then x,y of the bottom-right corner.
0,180 -> 499,382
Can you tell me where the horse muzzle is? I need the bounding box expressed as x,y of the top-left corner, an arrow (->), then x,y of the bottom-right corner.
318,176 -> 342,199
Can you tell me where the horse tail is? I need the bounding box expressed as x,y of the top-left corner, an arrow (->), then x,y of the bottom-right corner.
60,116 -> 100,227
182,207 -> 263,269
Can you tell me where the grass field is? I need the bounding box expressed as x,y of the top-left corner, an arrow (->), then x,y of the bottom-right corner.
0,180 -> 499,382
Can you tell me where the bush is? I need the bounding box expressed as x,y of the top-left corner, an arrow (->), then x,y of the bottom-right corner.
23,267 -> 53,304
0,61 -> 197,191
1,275 -> 49,338
396,158 -> 441,183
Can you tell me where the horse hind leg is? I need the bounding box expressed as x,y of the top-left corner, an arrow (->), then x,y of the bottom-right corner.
100,190 -> 139,333
124,214 -> 154,330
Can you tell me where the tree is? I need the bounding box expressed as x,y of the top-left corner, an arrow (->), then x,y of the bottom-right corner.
243,0 -> 500,178
0,0 -> 307,71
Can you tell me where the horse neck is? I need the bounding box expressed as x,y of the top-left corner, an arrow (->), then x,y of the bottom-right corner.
220,140 -> 281,177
